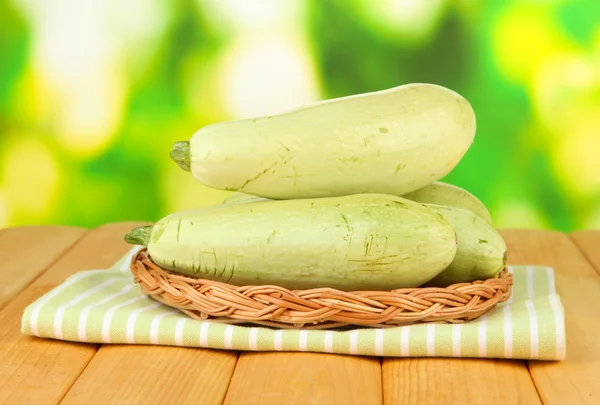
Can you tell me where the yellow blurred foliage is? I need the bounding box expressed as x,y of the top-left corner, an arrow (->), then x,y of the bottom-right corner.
0,191 -> 9,228
55,66 -> 126,158
0,137 -> 61,225
492,199 -> 549,229
588,206 -> 600,229
160,160 -> 232,213
554,115 -> 600,197
493,4 -> 575,84
358,0 -> 449,45
531,49 -> 600,197
216,32 -> 320,119
1,0 -> 598,230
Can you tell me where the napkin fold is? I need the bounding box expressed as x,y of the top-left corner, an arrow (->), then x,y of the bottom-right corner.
21,247 -> 566,360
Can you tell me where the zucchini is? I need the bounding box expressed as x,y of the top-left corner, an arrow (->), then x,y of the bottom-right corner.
402,182 -> 492,224
223,181 -> 492,224
125,194 -> 458,291
222,192 -> 266,204
171,83 -> 476,199
422,204 -> 506,287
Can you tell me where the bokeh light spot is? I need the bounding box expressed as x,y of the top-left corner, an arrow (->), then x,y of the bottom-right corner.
554,124 -> 600,196
493,5 -> 574,83
17,0 -> 128,158
532,51 -> 598,133
0,137 -> 61,221
492,199 -> 548,229
203,0 -> 299,30
218,35 -> 320,119
56,68 -> 125,158
359,0 -> 448,44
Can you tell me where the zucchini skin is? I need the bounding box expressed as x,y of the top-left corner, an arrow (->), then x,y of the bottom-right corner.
223,181 -> 493,224
143,194 -> 458,291
178,83 -> 476,199
422,204 -> 506,287
401,182 -> 492,224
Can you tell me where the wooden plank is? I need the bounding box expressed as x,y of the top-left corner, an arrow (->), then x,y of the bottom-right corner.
0,226 -> 86,310
570,230 -> 600,273
0,222 -> 147,405
501,229 -> 600,404
383,358 -> 540,405
61,345 -> 237,405
223,352 -> 382,405
381,230 -> 546,405
54,223 -> 240,405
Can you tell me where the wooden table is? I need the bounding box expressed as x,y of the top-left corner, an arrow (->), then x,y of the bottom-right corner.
0,223 -> 599,404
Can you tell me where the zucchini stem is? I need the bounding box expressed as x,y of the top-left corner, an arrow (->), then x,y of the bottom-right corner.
125,225 -> 152,246
170,141 -> 191,172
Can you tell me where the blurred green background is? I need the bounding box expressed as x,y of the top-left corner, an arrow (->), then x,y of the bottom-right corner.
1,0 -> 599,231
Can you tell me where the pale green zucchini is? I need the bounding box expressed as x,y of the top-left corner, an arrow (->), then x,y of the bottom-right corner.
222,192 -> 266,204
223,181 -> 493,224
402,182 -> 492,224
125,194 -> 457,291
171,83 -> 476,199
422,204 -> 506,287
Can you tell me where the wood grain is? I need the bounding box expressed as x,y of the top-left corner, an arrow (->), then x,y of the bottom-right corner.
381,230 -> 547,405
224,352 -> 382,405
383,358 -> 540,405
501,229 -> 600,405
54,223 -> 240,405
0,226 -> 86,310
61,345 -> 237,405
570,231 -> 600,273
0,222 -> 146,405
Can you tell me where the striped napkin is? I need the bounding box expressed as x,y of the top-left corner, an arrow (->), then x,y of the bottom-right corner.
21,246 -> 566,360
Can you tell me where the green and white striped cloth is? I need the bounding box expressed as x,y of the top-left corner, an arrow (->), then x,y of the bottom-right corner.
21,246 -> 566,360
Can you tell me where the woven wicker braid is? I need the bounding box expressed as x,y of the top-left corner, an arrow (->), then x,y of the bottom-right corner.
130,248 -> 513,329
